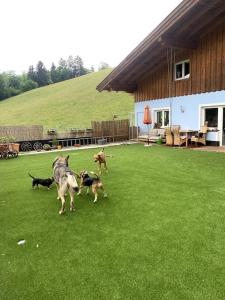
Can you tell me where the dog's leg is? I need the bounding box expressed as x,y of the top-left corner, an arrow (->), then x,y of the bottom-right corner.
55,183 -> 60,200
59,196 -> 66,214
86,187 -> 90,195
77,185 -> 83,196
92,186 -> 98,203
100,184 -> 107,198
98,162 -> 102,175
59,187 -> 67,214
103,162 -> 108,172
58,182 -> 67,214
69,189 -> 75,212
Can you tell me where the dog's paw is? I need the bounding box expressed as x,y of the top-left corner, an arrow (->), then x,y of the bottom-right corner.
70,207 -> 75,212
59,210 -> 65,215
93,199 -> 97,203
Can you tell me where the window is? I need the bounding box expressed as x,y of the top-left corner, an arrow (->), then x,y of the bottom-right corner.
175,60 -> 190,80
205,108 -> 218,128
155,109 -> 170,127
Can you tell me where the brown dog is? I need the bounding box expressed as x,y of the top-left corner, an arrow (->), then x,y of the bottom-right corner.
78,171 -> 107,203
93,148 -> 108,174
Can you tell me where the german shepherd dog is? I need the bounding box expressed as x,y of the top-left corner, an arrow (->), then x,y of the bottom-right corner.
52,155 -> 79,214
28,173 -> 54,189
78,171 -> 107,203
93,148 -> 108,174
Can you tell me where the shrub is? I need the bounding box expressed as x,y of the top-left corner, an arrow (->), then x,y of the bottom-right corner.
0,136 -> 16,143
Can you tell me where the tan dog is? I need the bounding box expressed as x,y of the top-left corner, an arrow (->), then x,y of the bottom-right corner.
93,148 -> 108,174
52,155 -> 79,214
78,171 -> 107,203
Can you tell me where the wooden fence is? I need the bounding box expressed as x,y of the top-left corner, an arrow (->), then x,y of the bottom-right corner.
0,121 -> 137,147
0,125 -> 43,142
91,119 -> 129,142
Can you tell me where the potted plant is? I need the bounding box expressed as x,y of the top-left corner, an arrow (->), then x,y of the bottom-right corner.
47,129 -> 57,135
51,138 -> 58,149
156,137 -> 163,145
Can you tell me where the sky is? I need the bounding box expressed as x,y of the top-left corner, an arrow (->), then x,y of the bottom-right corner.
0,0 -> 182,74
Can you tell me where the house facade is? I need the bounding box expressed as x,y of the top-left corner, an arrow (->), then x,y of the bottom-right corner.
97,0 -> 225,146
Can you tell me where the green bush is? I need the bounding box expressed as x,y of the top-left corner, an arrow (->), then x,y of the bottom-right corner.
0,136 -> 16,143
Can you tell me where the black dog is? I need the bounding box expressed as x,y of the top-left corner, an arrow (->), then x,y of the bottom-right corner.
28,173 -> 54,189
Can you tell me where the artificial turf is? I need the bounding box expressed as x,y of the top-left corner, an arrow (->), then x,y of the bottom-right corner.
1,144 -> 225,300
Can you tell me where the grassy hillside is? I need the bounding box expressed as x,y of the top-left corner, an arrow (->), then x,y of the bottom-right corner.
0,69 -> 133,130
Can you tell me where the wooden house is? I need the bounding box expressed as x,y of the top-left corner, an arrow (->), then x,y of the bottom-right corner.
97,0 -> 225,146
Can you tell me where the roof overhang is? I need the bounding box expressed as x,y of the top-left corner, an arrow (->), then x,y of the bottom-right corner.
96,0 -> 225,93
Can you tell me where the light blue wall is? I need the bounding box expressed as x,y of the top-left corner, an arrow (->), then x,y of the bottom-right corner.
135,90 -> 225,135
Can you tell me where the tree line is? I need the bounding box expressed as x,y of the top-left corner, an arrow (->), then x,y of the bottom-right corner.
0,56 -> 109,101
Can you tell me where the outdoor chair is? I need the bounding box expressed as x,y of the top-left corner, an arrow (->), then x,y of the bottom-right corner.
191,125 -> 208,146
171,125 -> 181,131
165,128 -> 173,146
173,128 -> 187,147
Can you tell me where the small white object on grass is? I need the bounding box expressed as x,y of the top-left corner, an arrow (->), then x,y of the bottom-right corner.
17,240 -> 26,245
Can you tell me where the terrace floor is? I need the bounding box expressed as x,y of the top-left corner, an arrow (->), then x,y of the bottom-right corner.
191,146 -> 225,152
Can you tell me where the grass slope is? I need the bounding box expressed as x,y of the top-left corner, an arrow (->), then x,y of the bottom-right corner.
0,69 -> 133,130
1,144 -> 225,299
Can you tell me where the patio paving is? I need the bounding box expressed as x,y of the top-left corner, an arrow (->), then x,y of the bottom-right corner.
192,146 -> 225,153
19,141 -> 137,156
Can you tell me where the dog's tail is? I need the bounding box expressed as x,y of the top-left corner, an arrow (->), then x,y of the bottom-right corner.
28,173 -> 35,179
90,171 -> 100,179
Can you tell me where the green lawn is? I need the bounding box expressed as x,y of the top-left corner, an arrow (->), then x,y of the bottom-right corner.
0,69 -> 133,131
1,144 -> 225,300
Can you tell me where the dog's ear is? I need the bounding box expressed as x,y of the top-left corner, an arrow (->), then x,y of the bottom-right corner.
52,157 -> 59,168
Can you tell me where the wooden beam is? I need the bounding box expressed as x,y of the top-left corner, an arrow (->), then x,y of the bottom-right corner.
158,35 -> 197,50
185,4 -> 225,40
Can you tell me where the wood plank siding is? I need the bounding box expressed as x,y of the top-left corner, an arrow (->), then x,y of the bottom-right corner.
134,23 -> 225,102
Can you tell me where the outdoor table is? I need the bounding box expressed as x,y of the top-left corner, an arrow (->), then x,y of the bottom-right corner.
179,129 -> 198,148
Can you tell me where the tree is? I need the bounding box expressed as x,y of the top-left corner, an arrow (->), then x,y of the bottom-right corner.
27,65 -> 37,83
57,58 -> 71,81
36,61 -> 51,87
98,61 -> 110,70
67,55 -> 76,77
90,65 -> 95,72
21,78 -> 38,92
8,72 -> 21,90
0,74 -> 7,100
74,55 -> 85,77
50,63 -> 58,83
58,58 -> 67,69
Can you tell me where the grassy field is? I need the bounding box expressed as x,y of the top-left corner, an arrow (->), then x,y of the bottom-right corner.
0,69 -> 133,131
1,144 -> 225,299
